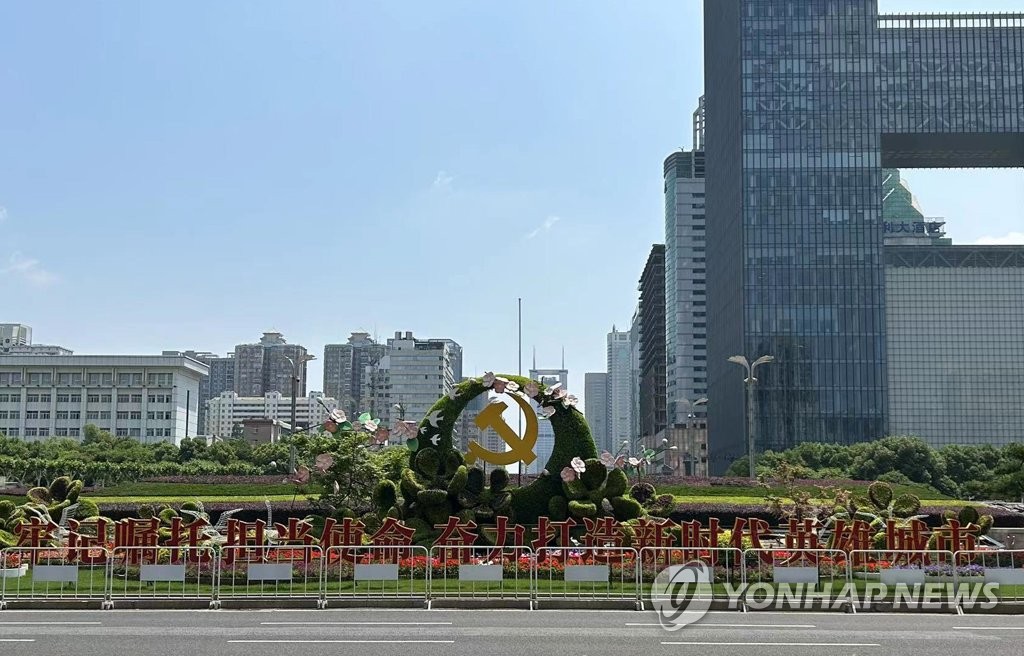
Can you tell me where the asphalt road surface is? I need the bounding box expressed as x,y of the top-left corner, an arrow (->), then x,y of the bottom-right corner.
0,609 -> 1022,656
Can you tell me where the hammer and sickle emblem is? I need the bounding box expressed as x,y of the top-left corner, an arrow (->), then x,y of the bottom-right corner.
465,393 -> 539,466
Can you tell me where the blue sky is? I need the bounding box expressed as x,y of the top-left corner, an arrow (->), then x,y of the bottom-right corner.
1,1 -> 1022,410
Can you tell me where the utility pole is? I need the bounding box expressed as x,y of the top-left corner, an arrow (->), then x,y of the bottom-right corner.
727,355 -> 774,479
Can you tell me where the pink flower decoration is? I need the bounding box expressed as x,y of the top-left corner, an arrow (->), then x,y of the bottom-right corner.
600,451 -> 616,468
615,455 -> 627,469
571,457 -> 586,474
481,372 -> 496,388
314,453 -> 334,473
541,405 -> 556,418
560,467 -> 576,482
524,382 -> 540,398
323,420 -> 338,434
550,386 -> 567,400
373,426 -> 390,444
492,377 -> 510,394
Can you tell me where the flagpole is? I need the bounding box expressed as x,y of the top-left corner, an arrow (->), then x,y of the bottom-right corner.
517,297 -> 523,486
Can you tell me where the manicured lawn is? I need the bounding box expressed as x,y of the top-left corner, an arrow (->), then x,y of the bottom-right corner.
93,482 -> 301,497
658,481 -> 948,501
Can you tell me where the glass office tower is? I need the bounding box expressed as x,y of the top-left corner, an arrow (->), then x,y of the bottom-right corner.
703,0 -> 1024,474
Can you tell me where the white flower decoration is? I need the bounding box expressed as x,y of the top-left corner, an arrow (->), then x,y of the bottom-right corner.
329,409 -> 347,424
562,394 -> 578,408
570,457 -> 586,474
363,419 -> 379,432
524,382 -> 540,398
540,405 -> 556,418
481,372 -> 496,388
599,451 -> 616,468
628,456 -> 641,467
505,381 -> 520,393
541,469 -> 549,476
493,377 -> 510,394
549,386 -> 567,400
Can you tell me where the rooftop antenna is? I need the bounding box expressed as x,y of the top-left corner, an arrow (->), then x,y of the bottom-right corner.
532,346 -> 536,371
561,345 -> 565,370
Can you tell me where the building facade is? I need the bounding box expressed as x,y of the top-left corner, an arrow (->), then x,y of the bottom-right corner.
638,244 -> 668,440
163,350 -> 235,437
885,244 -> 1024,447
664,146 -> 708,428
233,332 -> 309,398
323,333 -> 386,417
584,372 -> 609,454
529,365 -> 569,473
0,354 -> 206,443
607,327 -> 634,452
204,391 -> 338,438
704,1 -> 1024,473
368,332 -> 463,427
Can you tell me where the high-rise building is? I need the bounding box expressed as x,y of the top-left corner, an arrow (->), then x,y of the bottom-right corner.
607,327 -> 634,451
638,244 -> 667,440
368,332 -> 463,426
323,333 -> 386,416
163,350 -> 235,436
584,372 -> 609,453
456,376 -> 490,453
664,142 -> 708,428
205,391 -> 338,438
629,311 -> 641,441
703,1 -> 1024,474
529,363 -> 568,473
232,332 -> 309,398
0,354 -> 206,443
0,324 -> 32,350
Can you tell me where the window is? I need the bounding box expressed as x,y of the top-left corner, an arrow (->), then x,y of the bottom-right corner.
39,394 -> 51,402
146,428 -> 156,438
87,373 -> 113,386
0,372 -> 24,385
87,411 -> 100,420
28,373 -> 52,386
69,394 -> 81,403
147,373 -> 172,387
101,394 -> 112,403
57,373 -> 82,386
131,394 -> 143,403
5,428 -> 18,436
116,428 -> 129,437
56,411 -> 69,420
55,428 -> 69,437
57,394 -> 70,403
117,411 -> 129,420
87,394 -> 100,403
130,412 -> 142,420
0,411 -> 6,420
129,428 -> 140,437
24,428 -> 38,437
117,394 -> 130,403
38,411 -> 50,420
68,428 -> 80,437
69,411 -> 80,420
0,394 -> 8,402
25,411 -> 39,419
117,373 -> 143,387
100,411 -> 110,420
26,394 -> 40,403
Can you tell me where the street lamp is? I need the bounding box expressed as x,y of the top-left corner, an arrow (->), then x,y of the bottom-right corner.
674,397 -> 707,476
727,354 -> 774,479
282,354 -> 316,435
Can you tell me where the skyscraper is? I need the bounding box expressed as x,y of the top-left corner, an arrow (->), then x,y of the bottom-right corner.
232,332 -> 309,398
638,244 -> 667,440
607,327 -> 634,451
584,372 -> 609,453
368,332 -> 462,426
529,362 -> 568,473
323,333 -> 386,416
703,1 -> 1024,474
162,350 -> 235,435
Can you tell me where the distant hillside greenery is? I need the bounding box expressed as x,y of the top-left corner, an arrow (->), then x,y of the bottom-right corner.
727,436 -> 1024,501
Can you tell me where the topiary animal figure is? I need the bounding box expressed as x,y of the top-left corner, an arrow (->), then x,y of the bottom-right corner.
554,457 -> 641,522
0,499 -> 26,548
25,476 -> 85,519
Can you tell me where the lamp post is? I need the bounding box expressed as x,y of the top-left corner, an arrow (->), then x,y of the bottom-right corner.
675,397 -> 707,476
282,354 -> 316,435
727,354 -> 774,479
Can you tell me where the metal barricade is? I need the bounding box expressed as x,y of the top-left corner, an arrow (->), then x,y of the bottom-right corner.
1,546 -> 111,608
108,546 -> 216,607
639,546 -> 743,609
322,545 -> 429,606
848,549 -> 956,610
953,549 -> 1024,604
534,546 -> 638,607
427,545 -> 534,603
742,548 -> 851,610
214,544 -> 324,607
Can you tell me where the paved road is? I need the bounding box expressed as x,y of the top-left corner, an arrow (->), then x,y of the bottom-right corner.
0,609 -> 1022,656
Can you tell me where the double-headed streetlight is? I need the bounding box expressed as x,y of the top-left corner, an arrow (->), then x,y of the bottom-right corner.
727,354 -> 774,479
282,353 -> 316,435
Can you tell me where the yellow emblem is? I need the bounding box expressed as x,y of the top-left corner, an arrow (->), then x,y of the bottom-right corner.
466,393 -> 538,466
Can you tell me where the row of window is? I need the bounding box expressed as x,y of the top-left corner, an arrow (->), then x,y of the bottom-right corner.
0,393 -> 173,404
0,372 -> 175,387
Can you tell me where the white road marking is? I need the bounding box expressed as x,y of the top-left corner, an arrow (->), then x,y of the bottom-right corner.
260,622 -> 453,626
662,642 -> 881,647
0,639 -> 36,642
0,618 -> 100,622
628,622 -> 814,628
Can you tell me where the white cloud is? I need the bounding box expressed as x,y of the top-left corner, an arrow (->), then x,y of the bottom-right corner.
1,252 -> 59,286
525,215 -> 561,239
973,232 -> 1024,245
432,170 -> 454,189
